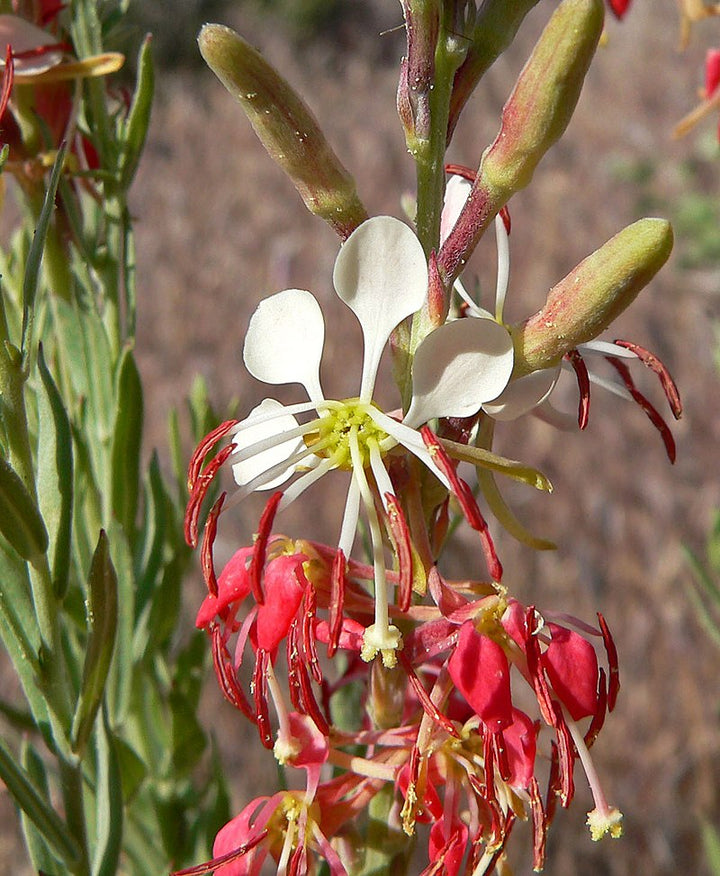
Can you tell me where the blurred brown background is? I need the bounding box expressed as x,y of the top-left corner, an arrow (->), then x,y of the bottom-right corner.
3,0 -> 720,873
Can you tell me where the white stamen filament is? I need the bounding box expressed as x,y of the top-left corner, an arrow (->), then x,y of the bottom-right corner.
566,716 -> 614,819
226,443 -> 327,510
338,477 -> 361,558
234,400 -> 320,431
368,440 -> 394,513
369,407 -> 451,490
348,426 -> 390,637
231,417 -> 323,463
278,452 -> 344,511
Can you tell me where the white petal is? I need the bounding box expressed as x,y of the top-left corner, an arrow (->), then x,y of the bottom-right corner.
333,216 -> 428,400
231,399 -> 304,490
494,213 -> 510,322
243,289 -> 325,403
483,367 -> 559,421
0,15 -> 64,74
440,176 -> 472,244
578,340 -> 638,359
404,318 -> 514,427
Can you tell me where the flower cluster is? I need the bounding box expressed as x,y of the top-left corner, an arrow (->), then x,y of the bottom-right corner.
180,3 -> 682,873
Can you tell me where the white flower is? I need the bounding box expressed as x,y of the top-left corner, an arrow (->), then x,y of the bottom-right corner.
217,216 -> 514,665
441,173 -> 679,435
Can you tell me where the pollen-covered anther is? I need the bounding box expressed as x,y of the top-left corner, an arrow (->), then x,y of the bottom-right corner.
360,622 -> 404,668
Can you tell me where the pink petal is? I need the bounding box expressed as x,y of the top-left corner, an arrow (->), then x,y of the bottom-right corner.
448,621 -> 512,730
196,546 -> 254,628
255,555 -> 306,651
540,624 -> 599,721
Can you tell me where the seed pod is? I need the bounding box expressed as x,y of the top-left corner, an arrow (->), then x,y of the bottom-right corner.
198,24 -> 367,240
511,218 -> 674,377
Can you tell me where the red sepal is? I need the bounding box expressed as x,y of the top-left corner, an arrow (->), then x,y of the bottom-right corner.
253,650 -> 273,749
613,339 -> 682,419
184,442 -> 235,547
420,426 -> 502,581
200,492 -> 225,596
248,491 -> 283,605
327,549 -> 347,658
385,494 -> 413,612
598,612 -> 620,711
210,625 -> 256,722
564,348 -> 590,429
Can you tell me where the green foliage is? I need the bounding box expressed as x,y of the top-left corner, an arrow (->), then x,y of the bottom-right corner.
0,3 -> 224,873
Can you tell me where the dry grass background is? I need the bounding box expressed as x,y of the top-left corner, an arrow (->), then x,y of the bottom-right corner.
2,1 -> 720,873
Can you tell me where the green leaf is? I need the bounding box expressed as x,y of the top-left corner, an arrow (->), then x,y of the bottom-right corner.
0,455 -> 48,562
21,144 -> 67,361
0,539 -> 48,736
19,740 -> 63,874
113,736 -> 147,803
118,36 -> 155,190
110,345 -> 143,538
91,709 -> 123,876
134,452 -> 169,615
105,520 -> 135,727
71,530 -> 118,756
0,737 -> 81,869
36,345 -> 74,599
702,821 -> 720,875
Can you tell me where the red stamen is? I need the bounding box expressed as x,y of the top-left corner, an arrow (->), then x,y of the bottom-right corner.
529,776 -> 547,872
327,549 -> 347,658
498,205 -> 511,236
184,443 -> 235,547
287,626 -> 305,713
295,651 -> 330,736
301,585 -> 323,684
385,494 -> 413,612
1,46 -> 14,122
545,742 -> 560,824
597,612 -> 620,711
398,651 -> 459,737
210,625 -> 256,721
584,668 -> 607,748
249,491 -> 283,605
564,348 -> 591,429
253,650 -> 273,749
552,701 -> 575,807
444,163 -> 475,181
606,356 -> 676,462
421,427 -> 502,581
613,339 -> 682,419
170,829 -> 268,876
201,492 -> 225,596
492,729 -> 511,784
187,419 -> 239,492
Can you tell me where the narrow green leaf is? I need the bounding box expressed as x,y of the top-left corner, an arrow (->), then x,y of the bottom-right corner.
71,530 -> 118,756
0,540 -> 50,739
104,520 -> 135,728
0,455 -> 48,562
91,709 -> 123,876
118,36 -> 154,190
19,740 -> 63,874
702,821 -> 720,875
21,143 -> 67,360
134,452 -> 169,615
36,345 -> 74,599
110,346 -> 143,537
0,737 -> 81,869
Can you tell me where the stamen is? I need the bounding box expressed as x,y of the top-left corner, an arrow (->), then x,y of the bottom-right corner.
385,494 -> 413,612
564,349 -> 591,430
170,829 -> 268,876
420,427 -> 502,582
566,718 -> 622,839
210,625 -> 256,721
529,776 -> 547,872
301,586 -> 323,684
613,339 -> 682,419
200,492 -> 225,596
584,668 -> 607,747
249,491 -> 283,604
187,419 -> 239,492
397,651 -> 458,737
231,417 -> 320,466
605,356 -> 676,462
597,613 -> 620,711
278,452 -> 341,511
184,442 -> 235,547
327,550 -> 347,658
253,650 -> 273,749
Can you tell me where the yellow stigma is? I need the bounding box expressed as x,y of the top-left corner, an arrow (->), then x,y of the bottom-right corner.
307,399 -> 389,470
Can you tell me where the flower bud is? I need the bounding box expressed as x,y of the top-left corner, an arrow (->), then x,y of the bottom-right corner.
510,218 -> 673,377
198,24 -> 368,240
481,0 -> 604,198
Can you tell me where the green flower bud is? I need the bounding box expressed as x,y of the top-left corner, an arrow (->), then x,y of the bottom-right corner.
481,0 -> 604,198
511,218 -> 674,377
198,24 -> 368,239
